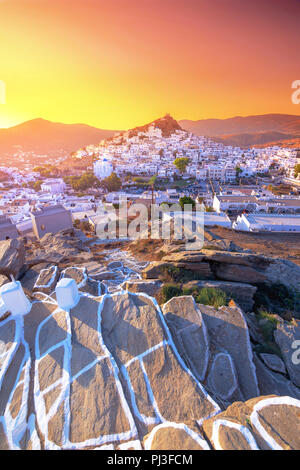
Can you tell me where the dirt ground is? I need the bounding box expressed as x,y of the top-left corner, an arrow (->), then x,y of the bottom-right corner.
125,227 -> 300,266
207,227 -> 300,266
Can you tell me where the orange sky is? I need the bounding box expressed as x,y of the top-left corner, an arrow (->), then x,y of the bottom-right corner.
0,0 -> 299,129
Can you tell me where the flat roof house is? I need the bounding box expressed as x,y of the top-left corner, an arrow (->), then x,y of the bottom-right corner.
30,205 -> 73,239
0,215 -> 19,240
233,214 -> 300,232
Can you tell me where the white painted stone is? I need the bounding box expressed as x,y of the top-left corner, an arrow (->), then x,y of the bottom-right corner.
0,281 -> 31,317
55,278 -> 80,310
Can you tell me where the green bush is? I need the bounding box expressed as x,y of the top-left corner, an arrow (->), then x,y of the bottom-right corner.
159,266 -> 201,283
254,309 -> 281,356
194,287 -> 227,309
160,284 -> 227,309
161,284 -> 182,303
254,283 -> 300,315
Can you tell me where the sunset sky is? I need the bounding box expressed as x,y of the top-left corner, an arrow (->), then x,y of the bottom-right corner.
0,0 -> 299,129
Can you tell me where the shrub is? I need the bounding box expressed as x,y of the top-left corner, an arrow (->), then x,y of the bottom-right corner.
160,284 -> 182,303
254,283 -> 300,316
159,266 -> 200,283
254,309 -> 281,356
194,287 -> 227,309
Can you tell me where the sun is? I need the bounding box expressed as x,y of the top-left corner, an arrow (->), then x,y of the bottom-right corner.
0,111 -> 25,129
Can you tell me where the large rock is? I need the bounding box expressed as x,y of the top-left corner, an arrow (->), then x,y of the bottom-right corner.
253,354 -> 300,400
259,353 -> 287,375
200,302 -> 260,400
144,423 -> 210,450
121,279 -> 163,297
19,263 -> 53,294
264,259 -> 300,291
101,292 -> 220,433
142,261 -> 212,280
163,297 -> 259,405
162,252 -> 206,263
26,229 -> 91,265
162,296 -> 210,382
202,395 -> 300,450
213,263 -> 267,284
161,249 -> 300,290
0,238 -> 25,279
183,280 -> 257,312
33,265 -> 60,294
61,266 -> 104,296
200,250 -> 272,269
274,320 -> 300,388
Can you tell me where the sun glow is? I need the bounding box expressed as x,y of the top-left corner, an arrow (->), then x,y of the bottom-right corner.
0,0 -> 299,129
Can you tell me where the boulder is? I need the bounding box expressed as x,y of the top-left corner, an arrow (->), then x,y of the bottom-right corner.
253,354 -> 300,400
101,292 -> 220,432
200,250 -> 271,269
61,266 -> 87,287
144,423 -> 210,450
91,271 -> 121,281
259,353 -> 287,375
202,395 -> 300,450
61,266 -> 103,296
199,302 -> 259,400
27,230 -> 90,265
183,280 -> 257,312
162,296 -> 209,382
213,263 -> 267,284
121,279 -> 163,297
142,262 -> 175,279
162,252 -> 206,263
0,238 -> 25,279
163,296 -> 258,405
142,261 -> 212,280
19,263 -> 53,294
274,320 -> 300,388
264,259 -> 300,291
33,266 -> 60,295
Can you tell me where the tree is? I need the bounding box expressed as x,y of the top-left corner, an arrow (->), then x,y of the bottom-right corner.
33,180 -> 42,192
294,164 -> 300,178
174,157 -> 189,174
235,166 -> 242,179
64,172 -> 100,191
179,196 -> 195,210
149,176 -> 157,186
101,172 -> 122,192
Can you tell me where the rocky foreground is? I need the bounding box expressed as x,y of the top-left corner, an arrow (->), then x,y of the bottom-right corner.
0,234 -> 300,450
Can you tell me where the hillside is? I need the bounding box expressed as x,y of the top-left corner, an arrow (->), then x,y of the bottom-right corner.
126,114 -> 183,138
0,118 -> 117,155
180,114 -> 300,148
211,131 -> 300,148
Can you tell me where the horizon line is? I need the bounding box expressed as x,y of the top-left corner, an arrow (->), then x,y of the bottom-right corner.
1,111 -> 300,131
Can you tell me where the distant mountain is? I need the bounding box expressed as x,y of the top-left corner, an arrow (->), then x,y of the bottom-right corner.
0,118 -> 117,155
125,114 -> 182,138
180,114 -> 300,148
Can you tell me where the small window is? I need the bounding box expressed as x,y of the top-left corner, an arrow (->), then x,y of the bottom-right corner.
41,224 -> 45,231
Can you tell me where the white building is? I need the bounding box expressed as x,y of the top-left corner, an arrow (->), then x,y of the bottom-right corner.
233,214 -> 300,232
41,179 -> 66,194
94,157 -> 113,180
